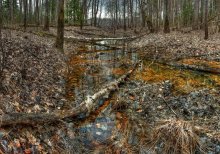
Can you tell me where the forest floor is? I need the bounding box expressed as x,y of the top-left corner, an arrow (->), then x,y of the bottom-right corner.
0,26 -> 220,153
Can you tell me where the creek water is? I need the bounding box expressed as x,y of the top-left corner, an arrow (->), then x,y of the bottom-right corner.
66,40 -> 138,151
66,40 -> 220,152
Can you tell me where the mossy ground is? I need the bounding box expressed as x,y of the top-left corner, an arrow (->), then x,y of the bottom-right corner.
134,60 -> 220,94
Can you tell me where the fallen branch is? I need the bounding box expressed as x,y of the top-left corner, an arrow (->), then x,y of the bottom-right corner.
144,55 -> 220,75
65,36 -> 137,42
3,26 -> 140,44
167,62 -> 220,74
0,62 -> 139,127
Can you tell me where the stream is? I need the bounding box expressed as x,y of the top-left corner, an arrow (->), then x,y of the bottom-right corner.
66,40 -> 220,152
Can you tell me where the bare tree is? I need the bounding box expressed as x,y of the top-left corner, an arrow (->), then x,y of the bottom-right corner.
29,0 -> 32,22
0,0 -> 4,80
193,0 -> 199,30
164,0 -> 170,33
35,0 -> 40,26
217,0 -> 220,32
55,0 -> 64,51
44,0 -> 50,30
123,0 -> 126,31
23,0 -> 28,31
80,0 -> 87,30
9,0 -> 13,26
200,0 -> 204,29
19,0 -> 23,23
204,0 -> 209,39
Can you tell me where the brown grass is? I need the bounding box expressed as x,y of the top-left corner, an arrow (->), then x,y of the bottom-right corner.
148,119 -> 204,154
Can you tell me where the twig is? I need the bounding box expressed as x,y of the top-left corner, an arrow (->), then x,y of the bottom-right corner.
161,96 -> 179,118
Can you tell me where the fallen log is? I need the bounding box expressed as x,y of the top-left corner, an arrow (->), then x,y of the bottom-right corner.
65,36 -> 137,42
144,56 -> 220,75
0,62 -> 139,127
167,62 -> 220,74
175,51 -> 220,61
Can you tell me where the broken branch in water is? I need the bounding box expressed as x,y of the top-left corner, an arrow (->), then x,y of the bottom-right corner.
65,36 -> 138,43
0,62 -> 140,127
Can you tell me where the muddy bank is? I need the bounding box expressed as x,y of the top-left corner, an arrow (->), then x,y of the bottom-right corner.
108,79 -> 220,153
62,37 -> 220,153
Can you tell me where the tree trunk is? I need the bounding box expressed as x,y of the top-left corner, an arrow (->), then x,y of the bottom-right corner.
123,0 -> 126,31
80,0 -> 87,30
193,0 -> 199,30
164,0 -> 170,33
204,0 -> 209,39
35,0 -> 40,26
44,0 -> 50,31
140,0 -> 146,28
200,0 -> 204,29
55,0 -> 64,51
0,1 -> 1,30
129,0 -> 133,28
9,0 -> 13,26
0,0 -> 4,81
83,0 -> 88,25
29,0 -> 32,23
155,0 -> 160,31
147,20 -> 155,33
23,0 -> 28,31
19,0 -> 23,23
217,0 -> 220,32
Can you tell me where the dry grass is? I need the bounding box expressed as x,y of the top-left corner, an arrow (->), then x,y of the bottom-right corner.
148,119 -> 204,154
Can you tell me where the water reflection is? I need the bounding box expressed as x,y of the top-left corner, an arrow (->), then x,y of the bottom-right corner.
66,40 -> 138,150
67,40 -> 138,104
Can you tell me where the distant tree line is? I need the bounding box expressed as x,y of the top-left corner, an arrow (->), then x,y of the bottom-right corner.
0,0 -> 220,49
0,0 -> 219,31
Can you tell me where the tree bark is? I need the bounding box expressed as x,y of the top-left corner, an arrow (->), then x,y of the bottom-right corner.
193,0 -> 199,30
28,0 -> 32,23
19,0 -> 23,23
123,0 -> 126,31
204,0 -> 209,39
9,0 -> 13,26
200,0 -> 204,29
35,0 -> 40,26
0,0 -> 4,88
44,0 -> 50,31
23,0 -> 28,31
164,0 -> 170,33
216,0 -> 220,32
55,0 -> 64,51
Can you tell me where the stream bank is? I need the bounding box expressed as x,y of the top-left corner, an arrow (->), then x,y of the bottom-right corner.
0,28 -> 219,153
64,38 -> 220,153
